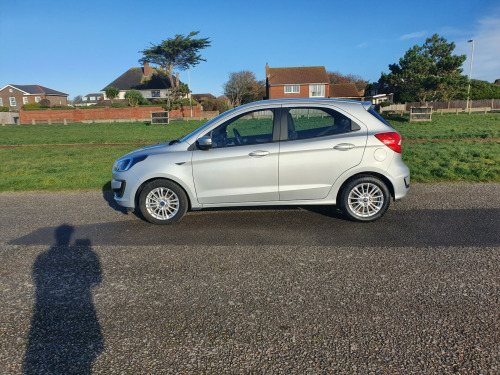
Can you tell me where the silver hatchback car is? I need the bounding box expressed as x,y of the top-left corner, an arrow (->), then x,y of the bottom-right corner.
112,99 -> 409,224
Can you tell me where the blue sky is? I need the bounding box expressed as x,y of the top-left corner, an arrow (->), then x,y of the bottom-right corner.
2,0 -> 499,99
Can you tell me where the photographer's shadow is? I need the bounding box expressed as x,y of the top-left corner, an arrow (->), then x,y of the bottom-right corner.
23,225 -> 103,375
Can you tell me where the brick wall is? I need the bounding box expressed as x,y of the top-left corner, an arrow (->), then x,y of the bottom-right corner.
19,105 -> 203,124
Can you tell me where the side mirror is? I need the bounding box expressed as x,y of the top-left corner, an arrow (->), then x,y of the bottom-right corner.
196,136 -> 212,150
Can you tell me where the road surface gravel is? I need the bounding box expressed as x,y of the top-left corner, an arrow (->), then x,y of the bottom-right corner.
0,183 -> 499,374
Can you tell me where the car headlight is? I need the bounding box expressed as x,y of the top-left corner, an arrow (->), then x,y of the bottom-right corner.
114,155 -> 148,172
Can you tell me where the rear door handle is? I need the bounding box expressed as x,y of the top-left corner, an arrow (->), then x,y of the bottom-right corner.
334,143 -> 354,151
249,150 -> 270,157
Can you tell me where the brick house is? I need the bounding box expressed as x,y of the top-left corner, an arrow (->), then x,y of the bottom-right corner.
265,64 -> 330,99
0,84 -> 68,110
102,62 -> 184,101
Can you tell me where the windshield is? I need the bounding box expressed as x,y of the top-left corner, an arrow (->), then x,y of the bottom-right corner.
179,107 -> 239,143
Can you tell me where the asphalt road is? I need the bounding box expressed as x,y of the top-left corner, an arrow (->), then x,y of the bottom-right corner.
1,183 -> 499,374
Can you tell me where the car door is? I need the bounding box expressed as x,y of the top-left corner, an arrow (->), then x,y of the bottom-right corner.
192,108 -> 280,204
278,106 -> 367,201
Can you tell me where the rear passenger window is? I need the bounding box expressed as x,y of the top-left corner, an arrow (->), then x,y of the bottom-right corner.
286,107 -> 360,140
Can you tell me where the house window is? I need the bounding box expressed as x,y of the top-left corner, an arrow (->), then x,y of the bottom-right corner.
152,90 -> 160,97
82,97 -> 87,101
9,97 -> 16,107
90,97 -> 95,101
284,85 -> 300,94
309,84 -> 325,97
0,98 -> 3,106
23,97 -> 29,104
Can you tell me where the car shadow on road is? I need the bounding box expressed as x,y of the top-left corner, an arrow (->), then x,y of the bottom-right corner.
299,205 -> 346,220
23,224 -> 103,375
102,182 -> 129,215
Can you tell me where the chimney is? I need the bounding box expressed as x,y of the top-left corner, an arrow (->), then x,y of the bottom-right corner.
143,62 -> 150,76
266,62 -> 269,78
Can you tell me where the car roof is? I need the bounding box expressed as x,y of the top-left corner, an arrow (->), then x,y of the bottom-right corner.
237,98 -> 372,111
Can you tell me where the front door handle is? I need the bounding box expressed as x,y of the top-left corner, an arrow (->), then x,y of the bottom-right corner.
334,143 -> 355,151
249,150 -> 270,157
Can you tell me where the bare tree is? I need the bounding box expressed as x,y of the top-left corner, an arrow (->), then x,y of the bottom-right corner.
223,71 -> 262,107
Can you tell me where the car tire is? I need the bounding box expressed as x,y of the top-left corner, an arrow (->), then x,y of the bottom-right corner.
339,176 -> 390,222
138,179 -> 188,224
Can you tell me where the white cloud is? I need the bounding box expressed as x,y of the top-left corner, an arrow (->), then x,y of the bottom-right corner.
357,42 -> 368,48
456,13 -> 500,82
399,31 -> 427,40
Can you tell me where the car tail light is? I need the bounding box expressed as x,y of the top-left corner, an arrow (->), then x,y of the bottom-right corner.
375,132 -> 402,153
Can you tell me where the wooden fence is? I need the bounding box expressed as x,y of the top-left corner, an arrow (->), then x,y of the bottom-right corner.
404,99 -> 500,112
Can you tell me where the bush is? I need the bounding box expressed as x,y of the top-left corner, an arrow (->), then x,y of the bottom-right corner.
124,90 -> 148,106
109,103 -> 127,108
179,98 -> 197,107
152,98 -> 168,105
40,99 -> 51,108
0,106 -> 10,112
202,99 -> 229,112
22,102 -> 41,110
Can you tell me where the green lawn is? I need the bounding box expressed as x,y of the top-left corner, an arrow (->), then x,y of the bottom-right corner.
0,114 -> 499,191
403,141 -> 499,182
0,121 -> 205,145
385,113 -> 500,139
0,146 -> 137,191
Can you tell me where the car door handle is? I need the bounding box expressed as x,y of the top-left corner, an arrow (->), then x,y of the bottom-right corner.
334,143 -> 355,151
249,150 -> 270,157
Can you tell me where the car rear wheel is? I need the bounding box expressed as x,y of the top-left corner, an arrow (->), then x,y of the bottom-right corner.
339,176 -> 390,222
139,180 -> 188,224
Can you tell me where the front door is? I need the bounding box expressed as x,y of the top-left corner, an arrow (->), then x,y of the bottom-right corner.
192,109 -> 280,204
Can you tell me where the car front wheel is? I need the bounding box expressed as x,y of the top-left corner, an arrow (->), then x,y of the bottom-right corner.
139,180 -> 188,224
339,176 -> 390,222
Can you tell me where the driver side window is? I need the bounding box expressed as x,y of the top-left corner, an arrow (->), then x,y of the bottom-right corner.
207,109 -> 274,148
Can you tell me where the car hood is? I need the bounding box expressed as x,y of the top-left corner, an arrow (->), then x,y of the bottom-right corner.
121,141 -> 185,158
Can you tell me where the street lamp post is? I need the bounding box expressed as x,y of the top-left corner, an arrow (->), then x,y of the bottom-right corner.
466,39 -> 474,113
188,68 -> 193,117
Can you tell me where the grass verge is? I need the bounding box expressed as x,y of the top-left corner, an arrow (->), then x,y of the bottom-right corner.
1,141 -> 498,192
0,146 -> 137,191
1,114 -> 499,191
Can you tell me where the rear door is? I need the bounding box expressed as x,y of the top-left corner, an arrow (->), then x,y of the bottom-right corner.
278,106 -> 367,201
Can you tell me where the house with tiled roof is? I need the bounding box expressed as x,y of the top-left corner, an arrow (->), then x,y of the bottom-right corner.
74,93 -> 103,106
265,63 -> 329,99
102,62 -> 183,101
329,83 -> 364,100
0,84 -> 68,110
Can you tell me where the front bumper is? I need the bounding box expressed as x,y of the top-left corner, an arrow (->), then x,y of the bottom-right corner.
111,179 -> 126,198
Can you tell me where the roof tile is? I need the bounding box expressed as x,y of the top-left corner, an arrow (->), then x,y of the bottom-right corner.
267,66 -> 329,85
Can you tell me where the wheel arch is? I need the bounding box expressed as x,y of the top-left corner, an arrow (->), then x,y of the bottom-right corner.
336,172 -> 395,203
135,177 -> 193,211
